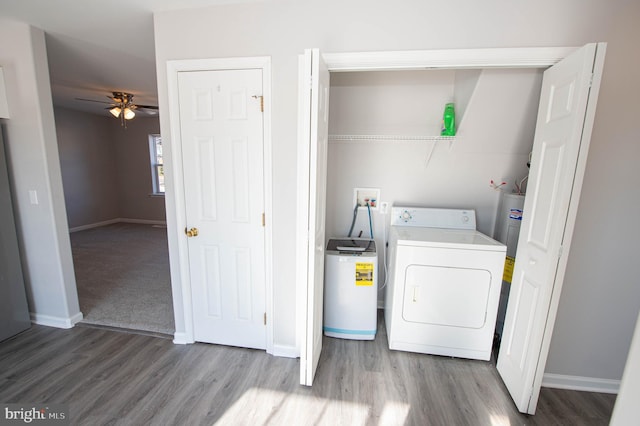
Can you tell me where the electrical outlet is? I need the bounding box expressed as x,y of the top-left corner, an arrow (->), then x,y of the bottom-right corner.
379,201 -> 389,214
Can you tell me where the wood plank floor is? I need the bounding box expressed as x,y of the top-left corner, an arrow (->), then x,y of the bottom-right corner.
0,319 -> 616,425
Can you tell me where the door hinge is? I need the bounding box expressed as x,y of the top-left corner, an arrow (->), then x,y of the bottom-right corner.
261,212 -> 265,227
558,245 -> 564,258
589,73 -> 594,88
252,95 -> 264,112
263,312 -> 267,325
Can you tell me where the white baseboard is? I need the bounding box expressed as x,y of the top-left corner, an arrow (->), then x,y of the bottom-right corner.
542,373 -> 620,394
69,218 -> 120,233
173,332 -> 194,345
272,344 -> 299,358
120,218 -> 167,226
69,311 -> 84,326
31,311 -> 83,329
69,218 -> 167,233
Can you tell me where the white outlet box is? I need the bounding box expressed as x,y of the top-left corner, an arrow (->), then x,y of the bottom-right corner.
379,201 -> 389,214
353,187 -> 380,210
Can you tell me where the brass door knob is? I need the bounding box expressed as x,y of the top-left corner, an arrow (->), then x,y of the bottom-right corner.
185,227 -> 199,237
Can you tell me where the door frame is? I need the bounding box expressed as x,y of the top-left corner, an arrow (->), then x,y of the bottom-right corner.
166,57 -> 274,354
298,45 -> 593,390
322,47 -> 576,71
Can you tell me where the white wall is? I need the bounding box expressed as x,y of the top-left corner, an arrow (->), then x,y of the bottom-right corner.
154,0 -> 640,380
326,69 -> 541,294
0,20 -> 80,327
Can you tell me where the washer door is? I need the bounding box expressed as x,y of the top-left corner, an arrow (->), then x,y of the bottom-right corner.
402,265 -> 491,329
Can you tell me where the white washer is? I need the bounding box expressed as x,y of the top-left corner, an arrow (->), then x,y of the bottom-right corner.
385,207 -> 506,361
324,238 -> 377,340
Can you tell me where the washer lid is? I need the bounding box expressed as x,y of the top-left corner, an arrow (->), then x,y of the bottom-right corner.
327,238 -> 376,253
392,226 -> 506,251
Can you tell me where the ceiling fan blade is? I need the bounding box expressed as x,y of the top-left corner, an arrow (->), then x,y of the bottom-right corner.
76,97 -> 113,105
132,106 -> 159,116
135,104 -> 159,110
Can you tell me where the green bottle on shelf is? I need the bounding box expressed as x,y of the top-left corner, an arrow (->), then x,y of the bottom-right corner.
441,103 -> 456,136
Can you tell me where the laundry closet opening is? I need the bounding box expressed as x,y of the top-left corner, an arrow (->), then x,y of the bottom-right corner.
324,67 -> 544,337
300,45 -> 606,413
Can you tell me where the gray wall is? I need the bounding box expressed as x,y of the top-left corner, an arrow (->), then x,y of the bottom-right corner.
0,20 -> 80,325
114,116 -> 165,221
55,107 -> 165,228
55,107 -> 120,228
610,313 -> 640,424
154,0 -> 640,380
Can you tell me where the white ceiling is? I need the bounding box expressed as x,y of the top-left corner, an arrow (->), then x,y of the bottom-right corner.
0,0 -> 251,117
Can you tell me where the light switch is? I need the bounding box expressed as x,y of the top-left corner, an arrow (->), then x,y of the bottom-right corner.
29,190 -> 38,205
0,68 -> 9,119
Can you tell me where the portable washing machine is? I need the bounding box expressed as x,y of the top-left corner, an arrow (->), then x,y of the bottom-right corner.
324,238 -> 377,340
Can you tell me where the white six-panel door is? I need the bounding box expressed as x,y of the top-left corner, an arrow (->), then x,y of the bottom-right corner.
178,69 -> 266,350
297,49 -> 330,385
497,43 -> 605,413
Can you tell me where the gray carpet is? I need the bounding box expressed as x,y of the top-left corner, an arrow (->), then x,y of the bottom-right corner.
71,222 -> 175,335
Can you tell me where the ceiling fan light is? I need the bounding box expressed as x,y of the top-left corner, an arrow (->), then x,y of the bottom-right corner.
123,107 -> 135,120
109,106 -> 121,118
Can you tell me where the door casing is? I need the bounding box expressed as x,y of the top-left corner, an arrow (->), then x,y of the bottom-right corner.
166,57 -> 274,354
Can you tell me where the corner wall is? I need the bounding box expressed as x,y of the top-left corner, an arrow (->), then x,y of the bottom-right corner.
56,108 -> 165,229
0,20 -> 80,327
55,107 -> 120,228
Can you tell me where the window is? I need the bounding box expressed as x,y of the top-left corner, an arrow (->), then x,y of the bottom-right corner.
149,134 -> 165,195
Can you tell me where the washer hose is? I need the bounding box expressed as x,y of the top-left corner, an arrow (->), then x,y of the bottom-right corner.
347,203 -> 359,238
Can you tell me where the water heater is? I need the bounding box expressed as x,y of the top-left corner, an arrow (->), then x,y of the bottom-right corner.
494,193 -> 525,257
494,192 -> 525,340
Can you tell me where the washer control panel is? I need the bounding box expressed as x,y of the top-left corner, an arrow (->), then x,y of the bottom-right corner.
400,209 -> 413,222
391,206 -> 476,230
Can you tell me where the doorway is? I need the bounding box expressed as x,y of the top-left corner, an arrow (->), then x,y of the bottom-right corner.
55,108 -> 173,335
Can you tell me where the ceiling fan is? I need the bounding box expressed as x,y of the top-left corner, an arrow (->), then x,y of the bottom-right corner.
76,91 -> 159,127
